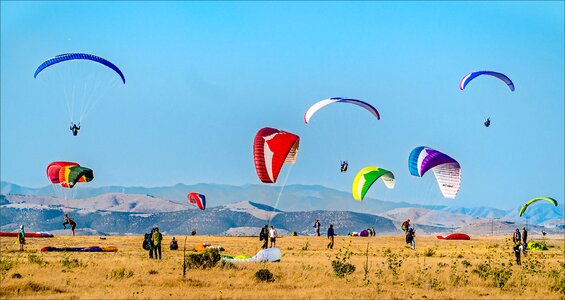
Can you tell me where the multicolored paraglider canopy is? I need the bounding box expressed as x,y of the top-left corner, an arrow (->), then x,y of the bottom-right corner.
304,97 -> 380,124
459,71 -> 514,92
408,146 -> 461,199
46,161 -> 93,188
352,166 -> 395,201
519,197 -> 558,217
188,193 -> 206,210
253,127 -> 299,184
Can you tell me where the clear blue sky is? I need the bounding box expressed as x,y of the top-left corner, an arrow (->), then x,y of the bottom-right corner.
1,2 -> 563,209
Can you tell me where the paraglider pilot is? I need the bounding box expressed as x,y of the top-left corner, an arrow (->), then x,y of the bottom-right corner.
340,161 -> 348,172
484,118 -> 491,127
70,122 -> 81,136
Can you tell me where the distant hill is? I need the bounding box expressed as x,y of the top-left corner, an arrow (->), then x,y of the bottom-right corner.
1,181 -> 563,227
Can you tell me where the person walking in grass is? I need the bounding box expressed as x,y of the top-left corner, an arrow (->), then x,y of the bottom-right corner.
259,225 -> 269,249
269,226 -> 277,248
327,224 -> 335,249
406,226 -> 416,250
17,225 -> 25,251
152,227 -> 163,259
314,219 -> 321,236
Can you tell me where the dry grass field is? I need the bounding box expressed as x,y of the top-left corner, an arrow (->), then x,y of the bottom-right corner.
1,234 -> 563,299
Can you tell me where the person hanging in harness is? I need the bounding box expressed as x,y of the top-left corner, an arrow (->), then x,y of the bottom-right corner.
484,117 -> 491,127
70,122 -> 81,136
340,160 -> 348,172
62,214 -> 77,236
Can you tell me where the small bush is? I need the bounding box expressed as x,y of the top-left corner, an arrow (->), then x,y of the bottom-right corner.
461,260 -> 472,268
456,253 -> 464,258
11,273 -> 23,279
28,254 -> 47,267
472,262 -> 512,289
423,248 -> 436,257
301,241 -> 310,251
185,249 -> 221,270
384,248 -> 403,277
1,257 -> 13,274
148,269 -> 158,275
61,256 -> 82,269
109,268 -> 134,280
332,244 -> 356,278
255,268 -> 274,282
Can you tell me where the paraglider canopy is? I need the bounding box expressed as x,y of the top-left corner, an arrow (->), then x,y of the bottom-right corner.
459,71 -> 514,92
519,197 -> 558,217
253,127 -> 300,183
408,146 -> 461,199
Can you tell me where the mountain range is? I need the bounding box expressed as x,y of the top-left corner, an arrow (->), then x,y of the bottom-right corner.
1,181 -> 563,236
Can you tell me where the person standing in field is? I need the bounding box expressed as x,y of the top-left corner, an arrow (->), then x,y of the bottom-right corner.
327,224 -> 335,249
314,219 -> 321,236
406,226 -> 416,250
269,226 -> 277,248
521,227 -> 528,256
259,225 -> 269,249
17,225 -> 25,251
152,227 -> 163,259
512,228 -> 522,265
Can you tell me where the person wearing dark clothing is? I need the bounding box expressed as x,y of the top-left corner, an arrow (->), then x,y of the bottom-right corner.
521,227 -> 528,256
327,224 -> 335,249
152,227 -> 163,259
340,161 -> 348,172
147,229 -> 155,258
484,118 -> 491,127
170,237 -> 179,250
63,214 -> 77,236
512,228 -> 522,265
406,226 -> 416,250
70,123 -> 81,136
259,225 -> 269,249
314,219 -> 321,236
191,229 -> 197,236
18,225 -> 25,251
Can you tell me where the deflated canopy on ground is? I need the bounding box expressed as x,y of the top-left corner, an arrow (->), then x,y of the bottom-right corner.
222,247 -> 281,262
408,146 -> 461,199
519,197 -> 558,217
253,127 -> 299,183
304,97 -> 380,124
459,71 -> 514,91
188,192 -> 206,210
351,166 -> 395,201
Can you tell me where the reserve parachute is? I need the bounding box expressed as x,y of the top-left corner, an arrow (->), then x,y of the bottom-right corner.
352,166 -> 395,201
408,146 -> 461,199
519,197 -> 558,217
304,97 -> 380,124
253,127 -> 299,183
459,71 -> 514,92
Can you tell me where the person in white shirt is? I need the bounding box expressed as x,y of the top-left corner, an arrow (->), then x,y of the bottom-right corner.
269,226 -> 277,248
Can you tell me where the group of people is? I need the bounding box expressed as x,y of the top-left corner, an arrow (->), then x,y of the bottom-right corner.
512,227 -> 528,265
143,227 -> 163,259
259,225 -> 278,249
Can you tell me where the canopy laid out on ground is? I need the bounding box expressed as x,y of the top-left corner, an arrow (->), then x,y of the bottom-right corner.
40,246 -> 117,252
222,247 -> 281,262
436,233 -> 471,240
0,231 -> 54,238
349,230 -> 369,237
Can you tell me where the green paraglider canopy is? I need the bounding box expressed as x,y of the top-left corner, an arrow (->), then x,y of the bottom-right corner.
519,197 -> 558,217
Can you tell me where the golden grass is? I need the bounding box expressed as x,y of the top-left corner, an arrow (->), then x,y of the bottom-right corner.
0,234 -> 563,299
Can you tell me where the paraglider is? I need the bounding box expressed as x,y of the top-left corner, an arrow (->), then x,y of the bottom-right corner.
484,118 -> 491,127
46,161 -> 93,188
188,193 -> 206,210
34,53 -> 126,84
70,122 -> 81,136
253,127 -> 300,183
352,166 -> 395,201
459,71 -> 514,92
340,160 -> 348,172
34,53 -> 125,134
519,197 -> 558,217
304,97 -> 380,124
408,146 -> 461,199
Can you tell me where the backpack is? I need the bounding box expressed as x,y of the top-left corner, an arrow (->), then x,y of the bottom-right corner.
401,221 -> 408,231
142,233 -> 151,250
